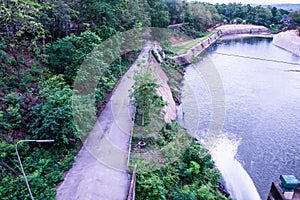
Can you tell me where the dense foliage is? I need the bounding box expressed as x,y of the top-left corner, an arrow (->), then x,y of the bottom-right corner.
131,121 -> 229,200
0,0 -> 170,199
166,1 -> 300,36
0,0 -> 299,199
130,55 -> 228,199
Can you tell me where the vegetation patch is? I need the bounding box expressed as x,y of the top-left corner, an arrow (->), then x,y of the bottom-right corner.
129,58 -> 229,200
1,0 -> 299,198
161,58 -> 184,104
0,141 -> 80,199
130,119 -> 230,200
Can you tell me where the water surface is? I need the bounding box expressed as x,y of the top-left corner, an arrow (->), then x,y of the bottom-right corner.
181,36 -> 300,199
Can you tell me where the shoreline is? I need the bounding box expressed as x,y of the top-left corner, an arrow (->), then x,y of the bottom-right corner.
172,24 -> 271,65
273,30 -> 300,56
219,33 -> 273,40
169,25 -> 271,199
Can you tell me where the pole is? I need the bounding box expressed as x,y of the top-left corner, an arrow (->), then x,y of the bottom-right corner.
15,140 -> 54,200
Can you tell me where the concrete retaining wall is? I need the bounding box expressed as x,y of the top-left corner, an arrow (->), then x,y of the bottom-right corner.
172,25 -> 271,65
216,24 -> 269,35
273,30 -> 300,56
172,31 -> 222,65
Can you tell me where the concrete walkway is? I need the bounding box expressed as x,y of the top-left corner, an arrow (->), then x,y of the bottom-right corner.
56,42 -> 153,200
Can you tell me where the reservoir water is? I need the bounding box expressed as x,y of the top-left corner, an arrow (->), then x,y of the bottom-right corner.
181,36 -> 300,199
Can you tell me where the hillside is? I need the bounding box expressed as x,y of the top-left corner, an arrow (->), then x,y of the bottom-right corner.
1,1 -> 299,199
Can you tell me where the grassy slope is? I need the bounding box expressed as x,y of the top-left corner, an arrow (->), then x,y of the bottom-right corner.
170,30 -> 218,56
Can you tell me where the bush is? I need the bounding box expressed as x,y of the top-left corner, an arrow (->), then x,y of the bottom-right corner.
147,133 -> 157,145
0,141 -> 78,199
134,140 -> 229,200
136,173 -> 167,200
0,92 -> 23,133
28,75 -> 78,146
47,36 -> 77,76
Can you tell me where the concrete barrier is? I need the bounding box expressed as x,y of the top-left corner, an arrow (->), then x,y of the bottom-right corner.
172,25 -> 271,65
273,30 -> 300,56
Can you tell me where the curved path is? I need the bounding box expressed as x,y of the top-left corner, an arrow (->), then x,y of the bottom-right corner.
56,42 -> 153,200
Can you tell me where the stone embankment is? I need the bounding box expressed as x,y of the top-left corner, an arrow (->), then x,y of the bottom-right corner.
153,63 -> 177,122
173,24 -> 270,65
216,24 -> 269,35
151,43 -> 177,122
273,30 -> 300,56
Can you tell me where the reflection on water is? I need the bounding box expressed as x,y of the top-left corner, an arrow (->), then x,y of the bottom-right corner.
181,36 -> 300,200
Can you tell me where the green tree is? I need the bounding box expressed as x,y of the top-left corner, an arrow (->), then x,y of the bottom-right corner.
76,0 -> 121,30
47,31 -> 102,83
0,92 -> 23,133
0,0 -> 46,87
166,0 -> 188,24
131,62 -> 166,126
290,11 -> 300,26
186,3 -> 213,32
28,75 -> 78,146
148,0 -> 170,28
47,36 -> 77,75
119,0 -> 151,30
43,0 -> 77,39
253,6 -> 272,26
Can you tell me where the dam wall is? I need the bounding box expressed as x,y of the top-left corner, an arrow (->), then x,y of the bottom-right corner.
172,25 -> 271,65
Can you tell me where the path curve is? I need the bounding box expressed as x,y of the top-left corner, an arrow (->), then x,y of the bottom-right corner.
56,42 -> 153,200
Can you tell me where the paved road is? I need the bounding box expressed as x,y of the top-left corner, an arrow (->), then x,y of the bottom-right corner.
56,42 -> 153,200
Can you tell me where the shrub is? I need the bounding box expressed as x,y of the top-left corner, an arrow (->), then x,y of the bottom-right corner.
0,92 -> 23,133
136,173 -> 167,200
28,75 -> 78,146
147,133 -> 157,145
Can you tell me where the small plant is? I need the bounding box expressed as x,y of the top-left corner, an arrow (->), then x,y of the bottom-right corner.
147,133 -> 157,145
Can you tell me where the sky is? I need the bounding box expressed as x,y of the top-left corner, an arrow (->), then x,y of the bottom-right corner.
188,0 -> 300,5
